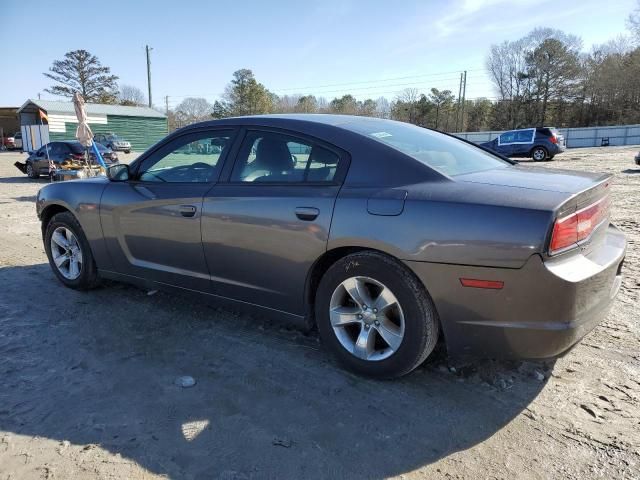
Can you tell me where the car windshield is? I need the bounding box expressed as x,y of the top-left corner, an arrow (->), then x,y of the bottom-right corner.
108,135 -> 120,141
342,118 -> 510,176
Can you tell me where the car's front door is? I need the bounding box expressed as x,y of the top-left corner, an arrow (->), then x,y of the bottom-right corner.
201,129 -> 348,315
497,131 -> 516,156
100,129 -> 237,291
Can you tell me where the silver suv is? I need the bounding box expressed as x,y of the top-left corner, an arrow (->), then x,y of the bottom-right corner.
94,133 -> 131,154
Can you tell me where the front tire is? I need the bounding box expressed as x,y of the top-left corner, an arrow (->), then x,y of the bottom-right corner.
44,212 -> 100,290
315,251 -> 439,378
26,162 -> 39,179
531,146 -> 548,162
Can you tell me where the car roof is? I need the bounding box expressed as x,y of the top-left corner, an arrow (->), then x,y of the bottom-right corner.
178,114 -> 414,134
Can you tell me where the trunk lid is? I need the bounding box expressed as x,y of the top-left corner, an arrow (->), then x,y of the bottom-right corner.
455,165 -> 608,195
456,165 -> 613,256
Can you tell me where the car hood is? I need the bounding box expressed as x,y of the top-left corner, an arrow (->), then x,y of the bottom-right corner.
454,166 -> 609,194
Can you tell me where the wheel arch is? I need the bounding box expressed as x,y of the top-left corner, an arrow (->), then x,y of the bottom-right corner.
304,246 -> 441,332
40,203 -> 75,236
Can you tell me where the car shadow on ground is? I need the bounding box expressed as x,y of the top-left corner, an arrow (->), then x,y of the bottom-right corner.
0,264 -> 550,479
0,175 -> 49,184
622,168 -> 640,174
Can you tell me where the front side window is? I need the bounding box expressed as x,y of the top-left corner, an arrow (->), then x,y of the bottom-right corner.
138,132 -> 233,183
499,131 -> 517,144
231,131 -> 340,183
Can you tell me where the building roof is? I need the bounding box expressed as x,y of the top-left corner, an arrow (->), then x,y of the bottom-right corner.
18,99 -> 166,118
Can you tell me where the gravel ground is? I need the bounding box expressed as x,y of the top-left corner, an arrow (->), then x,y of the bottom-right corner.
0,147 -> 638,480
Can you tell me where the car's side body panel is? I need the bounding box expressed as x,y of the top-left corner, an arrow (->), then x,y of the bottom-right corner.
36,178 -> 112,269
201,184 -> 340,315
406,224 -> 625,359
99,181 -> 213,292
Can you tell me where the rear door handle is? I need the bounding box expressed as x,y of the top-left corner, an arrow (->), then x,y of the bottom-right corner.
295,207 -> 319,221
179,205 -> 197,217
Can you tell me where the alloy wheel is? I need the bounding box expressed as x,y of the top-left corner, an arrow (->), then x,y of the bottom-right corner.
329,276 -> 405,361
533,148 -> 546,161
50,226 -> 83,280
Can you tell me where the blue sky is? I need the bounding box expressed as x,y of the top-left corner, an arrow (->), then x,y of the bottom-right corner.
1,0 -> 635,109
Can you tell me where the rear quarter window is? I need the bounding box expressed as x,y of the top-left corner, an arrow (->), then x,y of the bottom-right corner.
343,120 -> 510,177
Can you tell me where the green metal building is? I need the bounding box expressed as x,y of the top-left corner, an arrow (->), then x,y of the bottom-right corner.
18,99 -> 167,152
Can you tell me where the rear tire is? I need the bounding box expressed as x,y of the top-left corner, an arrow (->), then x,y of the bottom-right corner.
26,162 -> 39,179
531,146 -> 548,162
44,212 -> 100,290
315,251 -> 439,378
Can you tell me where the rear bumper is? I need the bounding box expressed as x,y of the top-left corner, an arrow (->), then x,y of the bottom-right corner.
406,224 -> 626,360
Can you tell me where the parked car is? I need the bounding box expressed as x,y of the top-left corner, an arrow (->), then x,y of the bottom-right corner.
2,132 -> 22,151
635,151 -> 640,166
94,133 -> 131,153
480,127 -> 565,161
23,140 -> 118,179
36,115 -> 625,378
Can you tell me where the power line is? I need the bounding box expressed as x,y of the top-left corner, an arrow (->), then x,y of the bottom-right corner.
166,68 -> 491,99
272,68 -> 489,92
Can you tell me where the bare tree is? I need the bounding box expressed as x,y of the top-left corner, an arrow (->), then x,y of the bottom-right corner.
275,94 -> 302,113
316,97 -> 329,112
118,84 -> 146,106
173,97 -> 213,126
628,0 -> 640,43
375,97 -> 391,118
397,88 -> 420,122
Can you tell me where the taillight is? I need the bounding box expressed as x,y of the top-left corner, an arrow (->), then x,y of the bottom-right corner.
549,135 -> 558,144
549,196 -> 610,254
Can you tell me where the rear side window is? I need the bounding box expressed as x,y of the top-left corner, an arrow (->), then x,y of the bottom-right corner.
231,131 -> 340,183
515,130 -> 534,142
342,119 -> 509,177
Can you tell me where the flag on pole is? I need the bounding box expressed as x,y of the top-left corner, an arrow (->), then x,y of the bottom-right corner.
38,109 -> 48,123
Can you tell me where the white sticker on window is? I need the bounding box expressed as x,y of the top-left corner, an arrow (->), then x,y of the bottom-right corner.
370,132 -> 393,139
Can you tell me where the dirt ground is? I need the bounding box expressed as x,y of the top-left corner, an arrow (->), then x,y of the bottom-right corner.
0,146 -> 638,480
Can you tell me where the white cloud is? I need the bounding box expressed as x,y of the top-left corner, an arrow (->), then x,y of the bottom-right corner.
435,0 -> 550,37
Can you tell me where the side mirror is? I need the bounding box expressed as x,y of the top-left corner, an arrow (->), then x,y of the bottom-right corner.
107,163 -> 130,181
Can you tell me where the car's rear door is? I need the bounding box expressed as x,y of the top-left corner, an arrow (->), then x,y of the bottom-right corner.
100,128 -> 237,291
201,128 -> 349,315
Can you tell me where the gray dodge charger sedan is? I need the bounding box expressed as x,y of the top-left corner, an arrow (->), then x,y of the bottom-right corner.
36,115 -> 626,378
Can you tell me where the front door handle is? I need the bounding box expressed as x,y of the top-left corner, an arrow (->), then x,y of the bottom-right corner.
179,205 -> 197,217
295,207 -> 319,221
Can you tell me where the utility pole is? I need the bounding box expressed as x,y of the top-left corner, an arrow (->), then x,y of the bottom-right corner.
165,96 -> 169,115
460,70 -> 467,132
146,45 -> 153,108
455,72 -> 463,132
